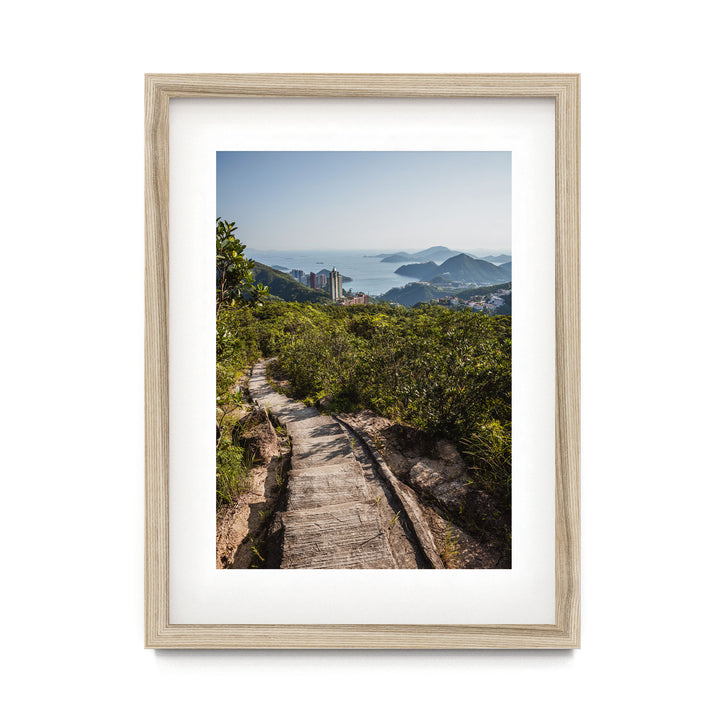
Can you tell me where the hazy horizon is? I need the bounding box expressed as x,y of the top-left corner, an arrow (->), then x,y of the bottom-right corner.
217,151 -> 511,253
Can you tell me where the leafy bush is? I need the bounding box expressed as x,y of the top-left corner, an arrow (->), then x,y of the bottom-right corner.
216,218 -> 268,314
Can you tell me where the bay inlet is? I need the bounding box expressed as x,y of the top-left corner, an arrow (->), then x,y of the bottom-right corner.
247,249 -> 409,296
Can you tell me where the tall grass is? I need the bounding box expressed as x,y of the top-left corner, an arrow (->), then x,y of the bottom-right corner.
216,436 -> 254,510
461,419 -> 511,508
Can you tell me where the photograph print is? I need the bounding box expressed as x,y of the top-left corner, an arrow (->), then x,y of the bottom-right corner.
216,151 -> 512,570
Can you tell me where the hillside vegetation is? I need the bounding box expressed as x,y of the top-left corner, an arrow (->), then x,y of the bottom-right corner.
379,282 -> 446,306
455,281 -> 511,300
217,221 -> 511,518
217,301 -> 511,510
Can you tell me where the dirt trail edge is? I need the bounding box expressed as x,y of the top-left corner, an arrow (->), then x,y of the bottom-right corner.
248,358 -> 440,569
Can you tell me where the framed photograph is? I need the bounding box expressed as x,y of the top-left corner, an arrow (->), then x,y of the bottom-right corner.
145,74 -> 580,648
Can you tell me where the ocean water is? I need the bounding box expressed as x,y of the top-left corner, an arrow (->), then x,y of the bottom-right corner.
247,249 -> 411,296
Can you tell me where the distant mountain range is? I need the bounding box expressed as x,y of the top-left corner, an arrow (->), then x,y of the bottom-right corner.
480,254 -> 512,265
377,246 -> 470,264
374,246 -> 511,265
395,253 -> 511,285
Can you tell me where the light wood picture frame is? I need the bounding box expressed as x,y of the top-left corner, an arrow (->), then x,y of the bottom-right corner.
145,73 -> 580,649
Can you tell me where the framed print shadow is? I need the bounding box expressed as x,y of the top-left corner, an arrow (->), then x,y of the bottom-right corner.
145,74 -> 580,648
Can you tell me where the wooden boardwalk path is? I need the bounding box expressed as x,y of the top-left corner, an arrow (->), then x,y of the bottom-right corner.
248,359 -> 399,568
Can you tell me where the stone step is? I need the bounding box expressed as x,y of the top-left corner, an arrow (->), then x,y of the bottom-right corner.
285,465 -> 369,511
288,463 -> 366,479
288,419 -> 355,465
277,501 -> 397,569
291,441 -> 356,470
272,405 -> 320,425
285,414 -> 342,439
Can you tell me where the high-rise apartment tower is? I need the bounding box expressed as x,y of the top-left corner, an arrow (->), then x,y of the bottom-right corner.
329,268 -> 342,301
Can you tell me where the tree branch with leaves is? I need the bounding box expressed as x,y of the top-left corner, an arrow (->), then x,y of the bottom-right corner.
216,218 -> 268,315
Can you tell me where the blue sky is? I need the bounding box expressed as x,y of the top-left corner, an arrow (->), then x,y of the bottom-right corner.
216,151 -> 511,252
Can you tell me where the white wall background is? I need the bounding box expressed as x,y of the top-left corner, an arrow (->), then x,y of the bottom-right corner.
1,2 -> 718,719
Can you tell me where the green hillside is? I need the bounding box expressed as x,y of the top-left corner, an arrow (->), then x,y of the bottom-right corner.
495,293 -> 511,316
436,254 -> 509,284
394,261 -> 440,280
455,282 -> 512,300
252,262 -> 331,303
379,282 -> 445,306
